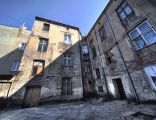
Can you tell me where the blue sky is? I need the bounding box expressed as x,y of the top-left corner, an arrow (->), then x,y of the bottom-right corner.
0,0 -> 109,35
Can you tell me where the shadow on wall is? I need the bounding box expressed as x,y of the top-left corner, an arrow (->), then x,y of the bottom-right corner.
0,41 -> 85,108
0,48 -> 25,109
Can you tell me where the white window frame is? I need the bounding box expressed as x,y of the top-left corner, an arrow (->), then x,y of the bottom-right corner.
37,38 -> 48,52
144,65 -> 156,92
129,20 -> 156,50
63,54 -> 71,66
64,34 -> 71,44
11,60 -> 20,72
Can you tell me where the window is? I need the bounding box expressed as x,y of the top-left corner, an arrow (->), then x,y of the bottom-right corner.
117,1 -> 133,21
145,65 -> 156,91
62,77 -> 72,95
98,86 -> 104,92
99,26 -> 106,41
43,23 -> 50,31
91,47 -> 97,58
81,45 -> 89,55
32,60 -> 45,76
64,34 -> 71,44
63,54 -> 71,66
105,51 -> 114,64
37,38 -> 48,52
18,42 -> 26,51
95,68 -> 101,79
129,20 -> 156,50
11,60 -> 20,72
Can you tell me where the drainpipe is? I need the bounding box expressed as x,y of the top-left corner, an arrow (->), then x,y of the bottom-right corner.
104,13 -> 139,103
94,29 -> 110,99
78,32 -> 86,98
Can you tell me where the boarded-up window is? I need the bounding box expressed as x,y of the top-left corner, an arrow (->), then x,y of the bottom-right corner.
32,60 -> 45,76
62,78 -> 72,95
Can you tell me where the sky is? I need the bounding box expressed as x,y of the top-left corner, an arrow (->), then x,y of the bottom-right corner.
0,0 -> 109,35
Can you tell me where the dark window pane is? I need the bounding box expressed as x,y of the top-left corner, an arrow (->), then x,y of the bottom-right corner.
95,68 -> 101,79
98,86 -> 104,92
92,47 -> 97,58
43,23 -> 50,31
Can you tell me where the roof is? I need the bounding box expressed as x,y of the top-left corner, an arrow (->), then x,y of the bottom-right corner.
35,16 -> 80,31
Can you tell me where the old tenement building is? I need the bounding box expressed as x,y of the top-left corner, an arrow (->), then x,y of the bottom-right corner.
87,0 -> 156,102
0,0 -> 156,108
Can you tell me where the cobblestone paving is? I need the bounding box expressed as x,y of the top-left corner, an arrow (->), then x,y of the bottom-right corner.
0,100 -> 156,120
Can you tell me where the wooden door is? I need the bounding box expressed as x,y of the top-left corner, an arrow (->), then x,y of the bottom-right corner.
23,86 -> 41,108
62,78 -> 72,95
0,83 -> 11,108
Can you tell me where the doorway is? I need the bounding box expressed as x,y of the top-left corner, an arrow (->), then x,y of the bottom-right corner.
113,78 -> 126,100
23,86 -> 41,108
61,77 -> 72,95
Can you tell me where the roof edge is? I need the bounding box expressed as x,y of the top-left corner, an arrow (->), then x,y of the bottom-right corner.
35,16 -> 80,31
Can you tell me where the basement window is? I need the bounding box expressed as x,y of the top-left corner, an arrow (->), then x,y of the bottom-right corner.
43,23 -> 50,31
32,60 -> 45,76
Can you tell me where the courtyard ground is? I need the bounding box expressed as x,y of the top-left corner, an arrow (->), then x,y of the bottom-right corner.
0,100 -> 156,120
